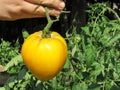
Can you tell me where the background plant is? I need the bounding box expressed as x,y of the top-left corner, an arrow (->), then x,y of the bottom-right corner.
0,2 -> 120,90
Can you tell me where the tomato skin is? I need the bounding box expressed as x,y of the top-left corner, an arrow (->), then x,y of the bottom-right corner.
21,31 -> 68,81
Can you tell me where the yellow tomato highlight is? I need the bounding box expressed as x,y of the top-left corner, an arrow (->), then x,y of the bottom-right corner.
21,31 -> 68,81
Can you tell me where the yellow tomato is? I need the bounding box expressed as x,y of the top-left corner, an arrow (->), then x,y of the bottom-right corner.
21,31 -> 68,81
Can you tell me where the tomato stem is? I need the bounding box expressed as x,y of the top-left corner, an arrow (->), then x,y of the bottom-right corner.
42,7 -> 59,38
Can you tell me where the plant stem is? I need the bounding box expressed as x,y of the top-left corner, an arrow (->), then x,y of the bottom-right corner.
44,7 -> 53,33
42,7 -> 59,38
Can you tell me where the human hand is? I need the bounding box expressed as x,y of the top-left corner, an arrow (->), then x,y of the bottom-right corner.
0,0 -> 65,21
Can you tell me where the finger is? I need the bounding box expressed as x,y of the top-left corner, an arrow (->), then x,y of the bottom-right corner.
25,0 -> 65,10
13,2 -> 61,20
23,1 -> 61,15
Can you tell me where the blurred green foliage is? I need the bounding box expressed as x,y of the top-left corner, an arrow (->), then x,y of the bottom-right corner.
0,2 -> 120,90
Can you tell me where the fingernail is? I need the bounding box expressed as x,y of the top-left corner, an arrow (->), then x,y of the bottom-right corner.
54,10 -> 61,16
59,2 -> 65,10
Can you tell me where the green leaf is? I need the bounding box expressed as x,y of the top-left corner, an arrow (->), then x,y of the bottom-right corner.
6,76 -> 17,84
91,62 -> 104,77
81,26 -> 91,36
85,45 -> 97,66
72,45 -> 77,57
72,82 -> 88,90
51,77 -> 57,89
101,15 -> 109,22
18,67 -> 27,80
0,87 -> 5,90
105,31 -> 120,46
113,72 -> 119,80
63,58 -> 70,69
22,29 -> 29,39
4,54 -> 23,71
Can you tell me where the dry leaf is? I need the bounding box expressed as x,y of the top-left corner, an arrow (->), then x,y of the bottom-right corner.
0,65 -> 4,72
